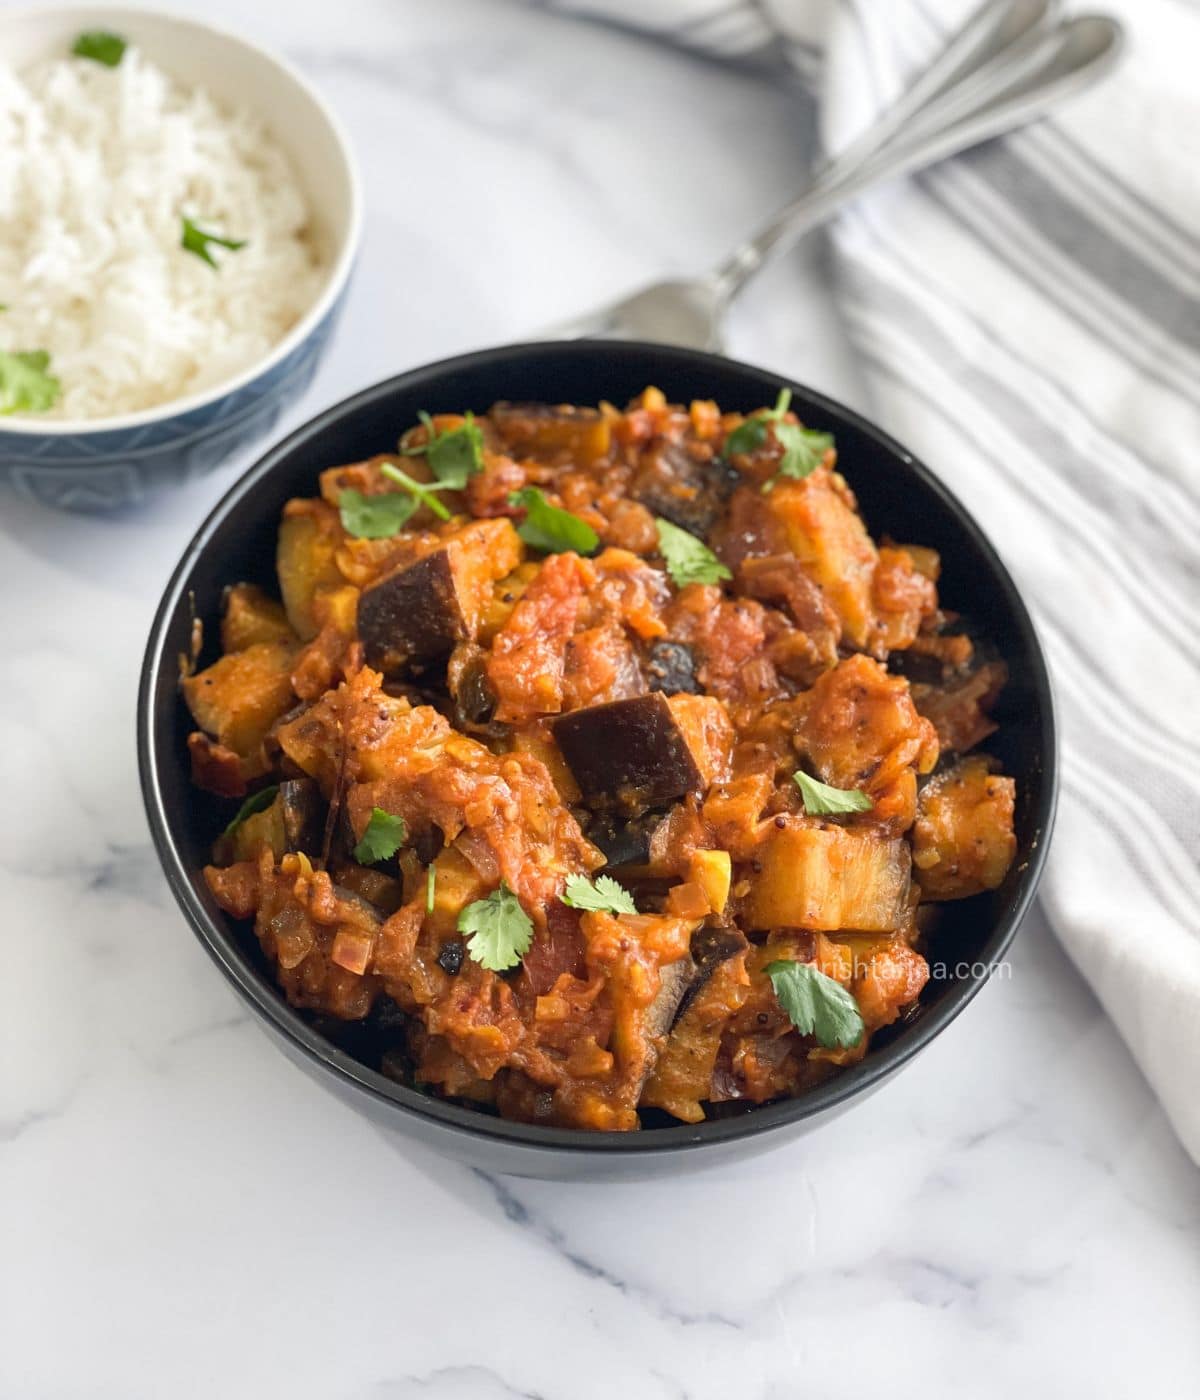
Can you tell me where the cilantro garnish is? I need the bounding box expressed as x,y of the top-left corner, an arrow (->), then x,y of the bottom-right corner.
458,882 -> 534,971
654,517 -> 731,588
723,388 -> 833,489
379,461 -> 452,521
793,771 -> 874,815
400,411 -> 485,490
338,488 -> 419,539
353,808 -> 408,864
72,30 -> 126,66
561,873 -> 637,916
764,959 -> 865,1049
0,350 -> 60,415
507,487 -> 599,555
223,785 -> 279,837
181,217 -> 247,269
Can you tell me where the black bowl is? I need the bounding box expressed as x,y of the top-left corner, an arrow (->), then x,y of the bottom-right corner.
138,341 -> 1056,1180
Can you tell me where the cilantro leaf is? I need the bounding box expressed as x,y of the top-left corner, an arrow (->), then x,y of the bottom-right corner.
338,488 -> 419,539
72,30 -> 126,66
0,350 -> 60,416
793,770 -> 874,815
561,873 -> 637,916
458,882 -> 534,971
181,216 -> 247,269
764,959 -> 865,1049
723,414 -> 769,457
507,487 -> 599,555
379,461 -> 452,521
767,422 -> 834,489
724,388 -> 834,489
223,785 -> 279,837
353,808 -> 408,864
723,387 -> 791,458
654,517 -> 731,588
401,411 -> 484,490
426,866 -> 437,915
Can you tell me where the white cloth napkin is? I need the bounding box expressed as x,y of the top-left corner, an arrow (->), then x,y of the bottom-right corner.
537,0 -> 1200,1161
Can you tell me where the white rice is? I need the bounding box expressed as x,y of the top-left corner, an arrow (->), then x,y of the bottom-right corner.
0,43 -> 328,421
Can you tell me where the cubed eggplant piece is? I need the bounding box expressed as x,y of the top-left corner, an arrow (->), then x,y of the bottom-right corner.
585,810 -> 668,868
358,550 -> 469,675
690,924 -> 749,971
551,693 -> 705,812
448,644 -> 502,735
279,777 -> 324,854
491,402 -> 611,465
644,955 -> 698,1042
631,443 -> 738,536
671,924 -> 750,1026
645,640 -> 700,696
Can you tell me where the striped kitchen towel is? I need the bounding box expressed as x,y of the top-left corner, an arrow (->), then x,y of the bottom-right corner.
536,0 -> 1200,1161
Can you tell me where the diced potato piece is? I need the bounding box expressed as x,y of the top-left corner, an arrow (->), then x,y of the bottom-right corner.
228,798 -> 287,863
511,721 -> 581,805
913,756 -> 1016,899
744,823 -> 911,932
182,641 -> 295,759
425,847 -> 486,938
765,474 -> 878,650
688,849 -> 731,915
896,543 -> 941,581
221,583 -> 295,652
277,512 -> 345,641
478,562 -> 541,643
312,584 -> 358,636
837,935 -> 930,1031
665,694 -> 734,788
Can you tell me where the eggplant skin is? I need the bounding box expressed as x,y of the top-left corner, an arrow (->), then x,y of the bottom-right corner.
670,925 -> 749,1027
630,444 -> 738,537
279,778 -> 324,854
644,956 -> 698,1043
585,810 -> 667,868
645,641 -> 701,696
358,551 -> 468,675
551,693 -> 704,812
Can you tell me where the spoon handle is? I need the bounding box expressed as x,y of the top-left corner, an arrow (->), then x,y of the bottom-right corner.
713,4 -> 1121,294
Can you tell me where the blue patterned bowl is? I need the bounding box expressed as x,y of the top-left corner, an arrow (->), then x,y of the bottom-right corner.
0,7 -> 361,513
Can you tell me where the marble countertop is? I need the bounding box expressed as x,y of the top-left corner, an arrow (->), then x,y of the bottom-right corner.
3,0 -> 1197,1395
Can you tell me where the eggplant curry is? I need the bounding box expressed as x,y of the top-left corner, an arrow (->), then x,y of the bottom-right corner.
186,387 -> 1017,1131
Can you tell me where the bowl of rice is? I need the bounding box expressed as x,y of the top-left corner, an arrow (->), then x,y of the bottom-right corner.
0,6 -> 361,511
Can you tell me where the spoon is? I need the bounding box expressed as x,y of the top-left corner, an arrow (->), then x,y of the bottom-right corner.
541,3 -> 1124,350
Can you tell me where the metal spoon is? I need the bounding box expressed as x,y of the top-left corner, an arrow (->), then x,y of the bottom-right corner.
541,5 -> 1124,350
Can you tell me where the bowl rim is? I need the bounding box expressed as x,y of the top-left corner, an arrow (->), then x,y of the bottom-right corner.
138,339 -> 1058,1159
0,2 -> 362,438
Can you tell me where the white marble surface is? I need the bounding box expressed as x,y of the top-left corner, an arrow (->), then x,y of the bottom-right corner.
2,1 -> 1198,1395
